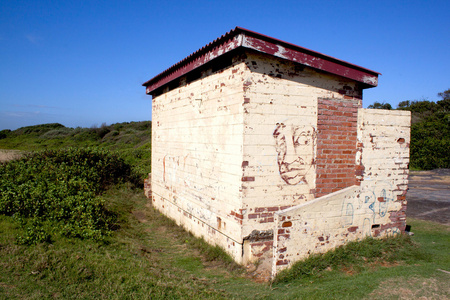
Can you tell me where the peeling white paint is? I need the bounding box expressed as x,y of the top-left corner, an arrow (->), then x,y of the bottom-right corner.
274,45 -> 288,59
148,51 -> 408,280
362,75 -> 378,86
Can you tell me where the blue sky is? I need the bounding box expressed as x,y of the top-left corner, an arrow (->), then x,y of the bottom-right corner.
1,0 -> 449,130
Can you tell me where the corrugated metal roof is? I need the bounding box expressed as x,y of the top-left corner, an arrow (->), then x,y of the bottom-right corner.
143,27 -> 380,94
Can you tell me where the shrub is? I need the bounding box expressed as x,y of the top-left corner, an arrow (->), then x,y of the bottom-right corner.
408,110 -> 449,170
40,128 -> 74,139
0,148 -> 139,244
0,129 -> 11,139
13,123 -> 66,136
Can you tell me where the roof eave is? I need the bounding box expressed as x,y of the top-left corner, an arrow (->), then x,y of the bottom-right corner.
143,27 -> 380,94
143,31 -> 244,94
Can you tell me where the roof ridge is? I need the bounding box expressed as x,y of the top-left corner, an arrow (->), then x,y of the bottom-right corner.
143,27 -> 380,93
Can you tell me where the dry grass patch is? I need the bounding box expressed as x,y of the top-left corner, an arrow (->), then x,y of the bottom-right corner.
367,275 -> 450,299
0,149 -> 23,162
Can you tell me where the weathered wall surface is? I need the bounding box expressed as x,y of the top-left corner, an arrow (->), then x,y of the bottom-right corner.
238,52 -> 364,273
356,108 -> 410,235
149,48 -> 410,278
273,185 -> 359,274
240,52 -> 363,233
272,108 -> 410,276
151,57 -> 248,261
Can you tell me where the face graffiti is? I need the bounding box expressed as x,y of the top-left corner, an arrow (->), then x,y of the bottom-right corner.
273,123 -> 316,185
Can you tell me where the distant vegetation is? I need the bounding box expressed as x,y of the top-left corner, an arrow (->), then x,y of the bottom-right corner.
368,89 -> 449,170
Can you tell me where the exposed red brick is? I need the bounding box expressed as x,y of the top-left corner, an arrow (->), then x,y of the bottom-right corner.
277,234 -> 290,241
276,260 -> 289,266
242,176 -> 255,182
347,226 -> 358,232
251,242 -> 264,247
235,213 -> 243,219
315,97 -> 360,197
259,217 -> 275,223
282,221 -> 292,227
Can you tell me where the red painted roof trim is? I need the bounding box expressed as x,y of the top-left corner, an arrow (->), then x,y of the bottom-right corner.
143,27 -> 380,94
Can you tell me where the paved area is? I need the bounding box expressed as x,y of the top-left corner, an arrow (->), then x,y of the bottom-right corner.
406,169 -> 450,225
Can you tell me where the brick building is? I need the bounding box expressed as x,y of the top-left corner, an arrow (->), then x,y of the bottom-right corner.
143,27 -> 410,279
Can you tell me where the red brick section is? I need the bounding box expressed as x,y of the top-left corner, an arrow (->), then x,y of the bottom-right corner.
315,98 -> 361,198
246,206 -> 292,223
250,241 -> 273,258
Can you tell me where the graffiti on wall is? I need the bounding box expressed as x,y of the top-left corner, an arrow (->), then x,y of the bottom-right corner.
163,154 -> 191,190
162,153 -> 225,202
341,182 -> 400,236
273,121 -> 316,185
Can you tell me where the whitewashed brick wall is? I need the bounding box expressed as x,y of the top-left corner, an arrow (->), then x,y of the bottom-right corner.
240,52 -> 362,237
271,108 -> 410,276
149,50 -> 410,279
151,58 -> 247,261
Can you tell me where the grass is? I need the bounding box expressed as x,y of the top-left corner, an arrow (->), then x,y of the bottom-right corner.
1,183 -> 449,299
273,234 -> 429,284
0,186 -> 243,299
0,123 -> 448,298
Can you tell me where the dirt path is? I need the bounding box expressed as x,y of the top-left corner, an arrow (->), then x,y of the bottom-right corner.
406,169 -> 450,225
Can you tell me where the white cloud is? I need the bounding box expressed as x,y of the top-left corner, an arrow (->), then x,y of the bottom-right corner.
0,110 -> 59,130
5,112 -> 26,117
4,111 -> 40,118
13,104 -> 60,109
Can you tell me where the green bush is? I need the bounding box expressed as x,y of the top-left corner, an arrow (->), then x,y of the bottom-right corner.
13,123 -> 66,136
0,148 -> 139,244
409,111 -> 449,169
40,127 -> 74,139
0,129 -> 11,139
410,135 -> 449,170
